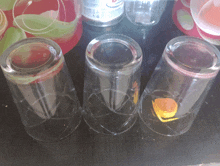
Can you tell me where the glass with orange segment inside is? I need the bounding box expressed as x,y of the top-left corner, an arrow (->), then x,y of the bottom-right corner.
138,36 -> 220,136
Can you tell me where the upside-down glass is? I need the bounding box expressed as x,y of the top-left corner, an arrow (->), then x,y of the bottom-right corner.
83,34 -> 143,135
0,38 -> 81,141
12,0 -> 82,55
125,0 -> 167,39
138,36 -> 220,136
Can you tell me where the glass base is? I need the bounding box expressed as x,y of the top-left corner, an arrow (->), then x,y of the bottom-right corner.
83,110 -> 137,135
139,112 -> 194,137
25,113 -> 82,142
138,90 -> 198,137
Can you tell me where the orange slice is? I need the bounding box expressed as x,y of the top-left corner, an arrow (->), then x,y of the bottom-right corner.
152,98 -> 178,122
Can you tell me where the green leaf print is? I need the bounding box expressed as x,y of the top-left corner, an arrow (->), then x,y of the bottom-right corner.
0,27 -> 27,55
13,14 -> 78,40
0,0 -> 16,11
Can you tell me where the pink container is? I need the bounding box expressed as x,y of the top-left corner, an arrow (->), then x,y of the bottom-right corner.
172,0 -> 220,46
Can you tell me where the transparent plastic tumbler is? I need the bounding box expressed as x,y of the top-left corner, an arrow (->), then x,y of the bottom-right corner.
125,0 -> 167,41
125,0 -> 167,26
83,34 -> 143,135
0,38 -> 81,142
138,36 -> 220,136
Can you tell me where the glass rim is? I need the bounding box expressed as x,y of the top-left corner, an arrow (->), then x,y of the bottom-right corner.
0,37 -> 63,83
164,36 -> 220,79
85,33 -> 143,74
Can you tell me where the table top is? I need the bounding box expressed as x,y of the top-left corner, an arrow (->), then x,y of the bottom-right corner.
0,1 -> 220,166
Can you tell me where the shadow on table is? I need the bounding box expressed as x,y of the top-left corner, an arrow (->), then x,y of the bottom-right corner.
37,113 -> 220,166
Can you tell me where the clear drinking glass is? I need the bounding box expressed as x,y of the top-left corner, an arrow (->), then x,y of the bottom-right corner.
0,38 -> 81,142
83,34 -> 143,135
12,0 -> 82,54
138,36 -> 220,136
125,0 -> 167,26
125,0 -> 167,40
